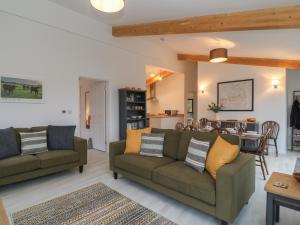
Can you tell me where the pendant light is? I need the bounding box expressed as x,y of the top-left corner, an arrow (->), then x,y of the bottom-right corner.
209,48 -> 228,63
90,0 -> 125,13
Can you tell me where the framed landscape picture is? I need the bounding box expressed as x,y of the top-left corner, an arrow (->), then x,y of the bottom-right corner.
0,76 -> 44,103
217,79 -> 254,111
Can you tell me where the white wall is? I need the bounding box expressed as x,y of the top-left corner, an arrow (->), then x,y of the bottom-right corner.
147,73 -> 185,114
286,69 -> 300,149
184,62 -> 198,121
198,63 -> 287,154
0,0 -> 186,141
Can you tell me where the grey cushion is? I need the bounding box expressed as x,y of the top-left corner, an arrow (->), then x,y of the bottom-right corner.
47,126 -> 75,150
20,131 -> 48,155
140,133 -> 165,157
185,138 -> 210,173
0,127 -> 19,160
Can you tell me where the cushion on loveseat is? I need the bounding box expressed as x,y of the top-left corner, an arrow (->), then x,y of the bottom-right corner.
151,128 -> 181,159
36,150 -> 79,168
0,155 -> 40,178
152,161 -> 216,205
114,154 -> 174,179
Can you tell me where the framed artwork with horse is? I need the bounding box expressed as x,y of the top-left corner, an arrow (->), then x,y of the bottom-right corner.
0,76 -> 44,103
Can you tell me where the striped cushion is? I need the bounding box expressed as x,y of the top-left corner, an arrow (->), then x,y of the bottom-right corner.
20,131 -> 48,155
185,138 -> 210,173
140,133 -> 165,157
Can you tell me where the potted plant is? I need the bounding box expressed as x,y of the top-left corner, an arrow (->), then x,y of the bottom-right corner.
208,102 -> 223,119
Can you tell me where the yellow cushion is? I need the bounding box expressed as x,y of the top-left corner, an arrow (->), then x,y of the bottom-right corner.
124,128 -> 152,154
206,136 -> 240,179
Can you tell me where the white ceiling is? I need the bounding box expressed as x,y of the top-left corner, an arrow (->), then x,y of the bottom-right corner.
48,0 -> 300,60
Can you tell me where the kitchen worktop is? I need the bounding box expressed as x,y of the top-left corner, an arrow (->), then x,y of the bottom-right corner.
148,114 -> 184,118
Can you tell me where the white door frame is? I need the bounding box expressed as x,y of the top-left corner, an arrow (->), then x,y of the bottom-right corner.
79,76 -> 109,151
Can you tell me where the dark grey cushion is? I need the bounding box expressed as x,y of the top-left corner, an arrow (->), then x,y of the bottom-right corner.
47,125 -> 76,150
0,127 -> 19,159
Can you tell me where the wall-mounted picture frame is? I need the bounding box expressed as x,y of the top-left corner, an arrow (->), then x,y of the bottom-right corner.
187,98 -> 194,113
217,79 -> 254,111
0,76 -> 44,103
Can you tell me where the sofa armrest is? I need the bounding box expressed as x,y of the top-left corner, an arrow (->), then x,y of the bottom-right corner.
109,140 -> 126,171
216,153 -> 255,224
74,137 -> 87,166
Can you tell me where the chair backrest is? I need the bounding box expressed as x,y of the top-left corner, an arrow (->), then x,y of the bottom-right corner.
262,121 -> 280,139
210,128 -> 231,135
199,118 -> 208,128
257,128 -> 272,154
175,122 -> 184,130
221,121 -> 236,128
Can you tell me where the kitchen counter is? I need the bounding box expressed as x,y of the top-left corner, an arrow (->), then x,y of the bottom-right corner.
148,114 -> 184,118
148,114 -> 184,129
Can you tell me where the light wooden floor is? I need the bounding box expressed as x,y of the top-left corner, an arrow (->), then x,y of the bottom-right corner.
1,149 -> 300,225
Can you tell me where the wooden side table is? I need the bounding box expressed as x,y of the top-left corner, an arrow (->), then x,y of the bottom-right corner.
0,198 -> 10,225
264,172 -> 300,225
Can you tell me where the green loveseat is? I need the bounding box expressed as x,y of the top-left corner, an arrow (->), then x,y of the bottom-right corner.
109,128 -> 255,225
0,127 -> 87,187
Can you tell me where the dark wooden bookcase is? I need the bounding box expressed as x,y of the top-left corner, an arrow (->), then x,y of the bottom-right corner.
119,89 -> 147,140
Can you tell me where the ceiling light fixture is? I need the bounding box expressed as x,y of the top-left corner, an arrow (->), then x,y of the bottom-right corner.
209,48 -> 228,63
90,0 -> 125,13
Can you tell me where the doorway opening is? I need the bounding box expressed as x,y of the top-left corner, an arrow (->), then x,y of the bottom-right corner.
79,77 -> 109,151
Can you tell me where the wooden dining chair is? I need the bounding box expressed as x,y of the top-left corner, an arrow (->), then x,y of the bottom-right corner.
199,118 -> 208,129
175,122 -> 184,130
241,128 -> 272,180
210,128 -> 231,135
262,121 -> 280,157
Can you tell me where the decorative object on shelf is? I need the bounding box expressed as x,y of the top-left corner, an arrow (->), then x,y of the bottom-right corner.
218,79 -> 254,111
90,0 -> 124,13
187,99 -> 194,113
208,102 -> 223,113
209,48 -> 228,63
272,79 -> 279,89
0,76 -> 44,103
293,158 -> 300,182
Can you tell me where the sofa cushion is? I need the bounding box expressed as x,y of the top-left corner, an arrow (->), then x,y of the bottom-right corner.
36,150 -> 79,168
125,128 -> 151,154
151,128 -> 181,159
152,161 -> 216,205
0,127 -> 19,160
20,131 -> 48,155
114,154 -> 174,179
140,133 -> 165,157
47,125 -> 76,150
15,128 -> 32,151
31,126 -> 48,132
0,155 -> 40,178
177,131 -> 218,161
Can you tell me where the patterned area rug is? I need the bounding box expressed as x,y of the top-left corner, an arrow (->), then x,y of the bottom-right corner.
12,183 -> 176,225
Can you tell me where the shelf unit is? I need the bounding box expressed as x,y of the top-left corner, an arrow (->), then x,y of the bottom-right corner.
119,89 -> 147,140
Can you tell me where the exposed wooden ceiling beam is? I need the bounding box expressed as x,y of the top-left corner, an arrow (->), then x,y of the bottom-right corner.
146,71 -> 173,85
112,5 -> 300,37
177,54 -> 300,69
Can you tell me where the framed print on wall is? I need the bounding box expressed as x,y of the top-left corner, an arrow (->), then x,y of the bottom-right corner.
217,79 -> 254,111
187,99 -> 194,113
0,76 -> 44,103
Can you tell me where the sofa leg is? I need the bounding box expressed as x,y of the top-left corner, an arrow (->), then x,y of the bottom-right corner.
114,172 -> 118,180
221,220 -> 228,225
79,166 -> 83,173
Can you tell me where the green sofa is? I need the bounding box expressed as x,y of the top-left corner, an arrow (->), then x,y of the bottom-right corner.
109,128 -> 255,225
0,127 -> 87,187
